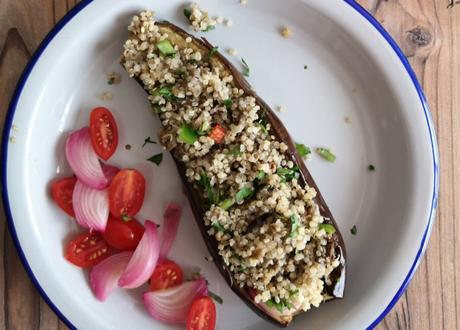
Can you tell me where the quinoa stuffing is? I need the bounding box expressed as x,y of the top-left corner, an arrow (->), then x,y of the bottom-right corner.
184,3 -> 217,32
122,11 -> 343,316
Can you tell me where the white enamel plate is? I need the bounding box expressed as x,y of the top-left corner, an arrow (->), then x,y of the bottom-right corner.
2,0 -> 438,329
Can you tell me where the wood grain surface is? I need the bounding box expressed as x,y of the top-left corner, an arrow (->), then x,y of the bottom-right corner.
0,0 -> 458,329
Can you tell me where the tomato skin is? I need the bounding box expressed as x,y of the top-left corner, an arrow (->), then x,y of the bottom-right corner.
65,231 -> 112,268
186,296 -> 216,330
150,260 -> 184,291
89,107 -> 119,161
109,169 -> 146,218
102,216 -> 145,251
209,124 -> 226,144
51,177 -> 77,217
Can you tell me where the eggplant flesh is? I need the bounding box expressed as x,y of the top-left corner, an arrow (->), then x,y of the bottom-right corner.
122,18 -> 346,327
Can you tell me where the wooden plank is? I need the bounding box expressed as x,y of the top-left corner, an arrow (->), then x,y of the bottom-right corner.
0,0 -> 458,329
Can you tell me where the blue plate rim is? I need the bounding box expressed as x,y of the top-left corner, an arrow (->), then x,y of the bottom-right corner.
0,1 -> 439,329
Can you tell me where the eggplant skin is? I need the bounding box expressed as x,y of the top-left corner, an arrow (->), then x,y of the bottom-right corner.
128,20 -> 346,327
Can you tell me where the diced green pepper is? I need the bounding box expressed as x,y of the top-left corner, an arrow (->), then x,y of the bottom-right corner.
316,148 -> 336,162
319,223 -> 336,235
178,123 -> 198,144
156,40 -> 176,56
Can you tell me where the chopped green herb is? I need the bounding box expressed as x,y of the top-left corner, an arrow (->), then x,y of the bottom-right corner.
208,46 -> 219,59
203,25 -> 215,32
319,223 -> 336,235
212,222 -> 226,232
241,58 -> 250,77
256,170 -> 266,181
183,7 -> 192,19
174,69 -> 186,78
200,172 -> 217,205
368,164 -> 376,171
178,123 -> 198,144
295,143 -> 311,158
226,147 -> 242,156
304,64 -> 308,70
155,86 -> 177,101
289,289 -> 299,297
208,290 -> 223,304
156,40 -> 176,56
147,153 -> 163,166
276,166 -> 300,182
350,225 -> 357,235
223,98 -> 233,109
256,115 -> 268,134
142,136 -> 157,147
218,198 -> 235,211
108,77 -> 115,85
266,299 -> 292,313
236,187 -> 254,203
121,214 -> 132,222
152,104 -> 162,114
290,214 -> 300,237
316,148 -> 336,162
187,59 -> 200,64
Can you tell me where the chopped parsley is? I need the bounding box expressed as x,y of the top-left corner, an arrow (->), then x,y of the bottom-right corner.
156,40 -> 176,56
304,64 -> 308,70
276,166 -> 300,182
208,46 -> 219,59
203,25 -> 215,32
152,104 -> 162,114
212,222 -> 226,232
256,115 -> 268,134
266,298 -> 293,313
295,143 -> 311,158
108,77 -> 115,85
155,86 -> 177,101
256,170 -> 266,181
350,225 -> 358,235
290,214 -> 300,237
319,223 -> 336,235
142,136 -> 157,147
368,164 -> 376,171
200,172 -> 218,205
236,187 -> 254,203
218,198 -> 235,211
208,290 -> 223,304
223,98 -> 233,109
289,289 -> 299,297
178,123 -> 198,144
174,69 -> 186,78
121,214 -> 132,222
241,58 -> 250,77
147,153 -> 163,166
183,8 -> 192,19
316,148 -> 336,162
226,145 -> 241,156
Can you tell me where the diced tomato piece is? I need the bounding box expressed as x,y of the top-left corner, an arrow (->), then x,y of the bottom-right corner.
209,124 -> 226,144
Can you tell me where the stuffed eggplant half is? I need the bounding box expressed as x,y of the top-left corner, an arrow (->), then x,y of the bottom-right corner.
122,12 -> 346,327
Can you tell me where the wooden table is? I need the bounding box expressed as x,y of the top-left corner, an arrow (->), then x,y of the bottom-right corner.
0,0 -> 458,329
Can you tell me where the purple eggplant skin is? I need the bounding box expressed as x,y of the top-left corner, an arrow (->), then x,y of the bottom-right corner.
127,20 -> 346,327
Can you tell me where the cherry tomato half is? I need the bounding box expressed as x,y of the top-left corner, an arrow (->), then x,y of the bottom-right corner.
209,124 -> 226,144
65,231 -> 112,268
89,107 -> 119,161
51,177 -> 77,217
150,259 -> 184,291
186,296 -> 216,330
102,216 -> 145,251
109,169 -> 146,219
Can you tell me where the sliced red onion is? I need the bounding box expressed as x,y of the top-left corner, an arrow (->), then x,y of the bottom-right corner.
159,203 -> 182,259
66,127 -> 108,189
90,251 -> 133,301
73,180 -> 109,231
118,221 -> 160,288
143,278 -> 208,324
102,164 -> 120,183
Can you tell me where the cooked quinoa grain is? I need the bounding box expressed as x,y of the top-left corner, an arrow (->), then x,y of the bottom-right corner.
185,3 -> 217,32
122,11 -> 342,315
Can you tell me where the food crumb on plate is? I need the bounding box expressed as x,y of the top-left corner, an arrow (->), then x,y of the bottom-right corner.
205,255 -> 214,262
277,105 -> 286,113
240,0 -> 248,4
344,116 -> 351,124
225,19 -> 233,27
12,124 -> 19,132
100,91 -> 113,101
107,72 -> 121,85
281,26 -> 292,38
9,136 -> 16,144
227,48 -> 238,56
